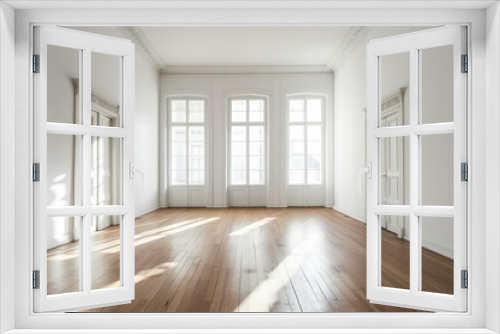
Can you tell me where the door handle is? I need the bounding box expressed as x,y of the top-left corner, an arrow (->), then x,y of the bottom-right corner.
357,161 -> 372,195
129,161 -> 144,194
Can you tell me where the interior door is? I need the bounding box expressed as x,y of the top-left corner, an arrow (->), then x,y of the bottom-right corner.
366,26 -> 467,312
380,95 -> 404,237
33,26 -> 135,312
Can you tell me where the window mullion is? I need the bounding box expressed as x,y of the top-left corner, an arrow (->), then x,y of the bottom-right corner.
246,124 -> 250,187
409,47 -> 420,294
186,100 -> 190,187
246,100 -> 250,188
304,118 -> 308,188
81,48 -> 92,294
186,124 -> 190,187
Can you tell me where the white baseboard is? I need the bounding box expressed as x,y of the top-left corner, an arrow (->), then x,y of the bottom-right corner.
47,235 -> 73,250
402,233 -> 453,259
332,205 -> 366,223
135,205 -> 160,218
422,239 -> 454,259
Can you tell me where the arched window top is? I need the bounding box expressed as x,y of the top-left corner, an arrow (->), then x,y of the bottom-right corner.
228,96 -> 267,125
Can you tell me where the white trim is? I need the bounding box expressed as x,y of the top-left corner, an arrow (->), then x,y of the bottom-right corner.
46,235 -> 73,251
161,65 -> 332,75
327,26 -> 374,71
134,206 -> 160,218
485,3 -> 500,332
116,27 -> 165,70
421,238 -> 454,260
5,1 -> 496,9
2,329 -> 498,334
0,2 -> 16,333
332,205 -> 366,223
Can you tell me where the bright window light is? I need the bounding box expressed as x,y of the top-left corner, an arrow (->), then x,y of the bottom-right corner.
288,96 -> 324,185
169,98 -> 206,186
229,97 -> 266,186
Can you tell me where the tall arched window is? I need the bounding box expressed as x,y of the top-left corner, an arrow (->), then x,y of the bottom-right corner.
288,95 -> 324,186
286,94 -> 326,207
228,96 -> 267,206
167,96 -> 207,207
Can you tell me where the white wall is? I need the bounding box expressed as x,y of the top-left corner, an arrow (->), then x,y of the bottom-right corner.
333,26 -> 455,258
46,27 -> 161,249
134,51 -> 160,216
161,72 -> 334,208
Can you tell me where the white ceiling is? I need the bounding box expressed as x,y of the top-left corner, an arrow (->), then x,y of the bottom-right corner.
135,26 -> 351,68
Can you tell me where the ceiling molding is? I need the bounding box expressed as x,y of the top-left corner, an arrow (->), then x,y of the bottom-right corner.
327,26 -> 373,72
161,65 -> 333,75
117,27 -> 165,69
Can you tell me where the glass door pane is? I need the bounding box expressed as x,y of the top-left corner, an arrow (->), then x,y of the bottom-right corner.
420,45 -> 454,124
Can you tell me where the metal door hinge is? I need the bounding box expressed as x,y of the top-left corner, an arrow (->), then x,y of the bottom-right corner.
33,163 -> 40,182
461,54 -> 468,73
33,270 -> 40,289
33,54 -> 40,73
461,270 -> 468,289
461,162 -> 468,182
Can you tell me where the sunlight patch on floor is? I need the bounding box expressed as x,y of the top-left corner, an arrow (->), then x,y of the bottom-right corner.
229,218 -> 275,236
236,246 -> 304,312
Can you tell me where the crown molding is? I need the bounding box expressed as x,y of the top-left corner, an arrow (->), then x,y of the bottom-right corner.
117,27 -> 165,69
72,78 -> 120,117
161,65 -> 332,75
327,26 -> 373,72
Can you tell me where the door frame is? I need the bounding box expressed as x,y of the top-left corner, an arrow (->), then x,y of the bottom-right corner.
5,3 -> 497,333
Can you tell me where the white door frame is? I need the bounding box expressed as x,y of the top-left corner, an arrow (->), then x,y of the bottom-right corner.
6,3 -> 496,333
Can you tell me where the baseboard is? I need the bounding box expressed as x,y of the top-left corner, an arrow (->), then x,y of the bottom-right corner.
402,233 -> 453,259
333,205 -> 366,223
135,205 -> 160,218
47,235 -> 73,250
421,239 -> 454,259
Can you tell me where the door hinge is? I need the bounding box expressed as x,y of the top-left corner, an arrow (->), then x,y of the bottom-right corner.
32,270 -> 40,289
461,270 -> 468,289
33,163 -> 40,182
461,54 -> 468,73
461,162 -> 468,182
33,54 -> 40,73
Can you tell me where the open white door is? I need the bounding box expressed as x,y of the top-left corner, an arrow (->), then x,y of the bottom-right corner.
33,26 -> 135,312
366,26 -> 467,312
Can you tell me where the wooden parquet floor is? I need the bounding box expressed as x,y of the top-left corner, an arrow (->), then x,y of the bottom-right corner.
46,207 -> 453,312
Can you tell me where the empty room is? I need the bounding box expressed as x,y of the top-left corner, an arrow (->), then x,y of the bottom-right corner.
6,1 -> 500,332
36,24 -> 462,314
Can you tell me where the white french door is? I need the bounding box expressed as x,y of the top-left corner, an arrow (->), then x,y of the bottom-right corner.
366,26 -> 467,312
33,26 -> 135,312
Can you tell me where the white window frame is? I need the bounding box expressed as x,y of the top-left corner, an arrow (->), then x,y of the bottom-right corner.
6,3 -> 497,333
228,95 -> 268,185
167,96 -> 208,187
286,94 -> 326,187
